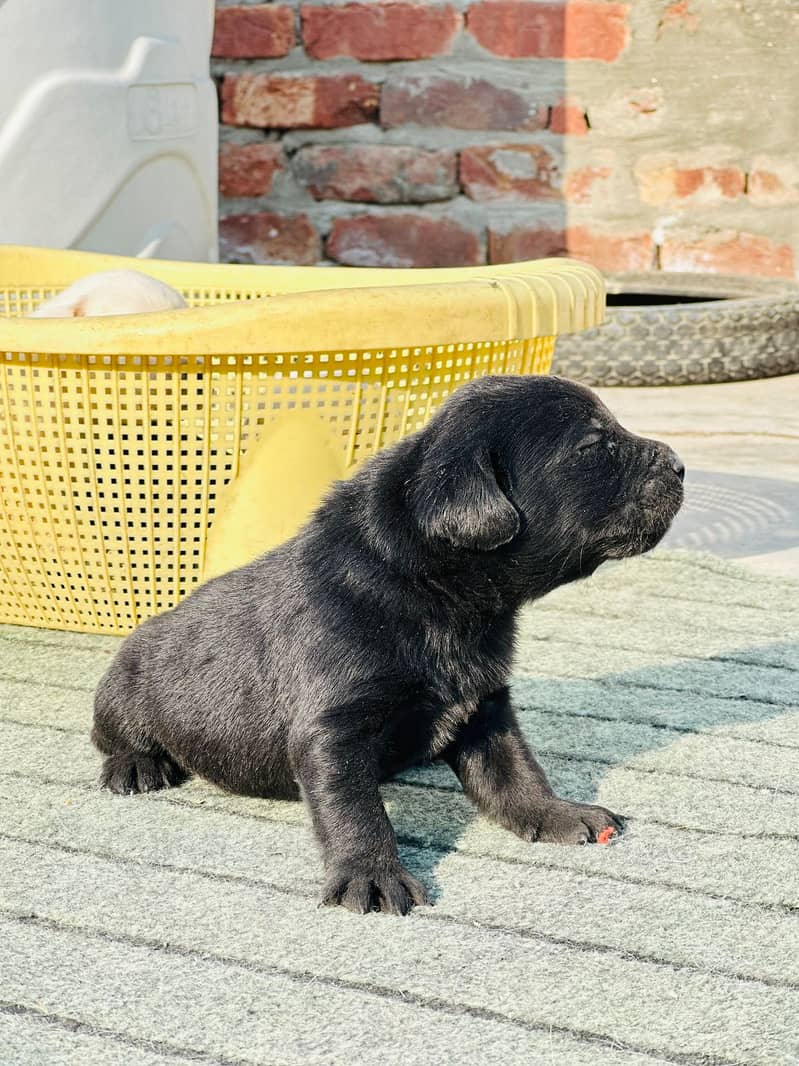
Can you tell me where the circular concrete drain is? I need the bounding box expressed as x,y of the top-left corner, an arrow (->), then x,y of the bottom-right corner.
663,471 -> 799,558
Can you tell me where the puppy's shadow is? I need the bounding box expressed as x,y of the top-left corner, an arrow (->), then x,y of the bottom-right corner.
386,639 -> 797,901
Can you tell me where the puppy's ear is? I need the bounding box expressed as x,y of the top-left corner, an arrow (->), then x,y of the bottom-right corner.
410,448 -> 520,551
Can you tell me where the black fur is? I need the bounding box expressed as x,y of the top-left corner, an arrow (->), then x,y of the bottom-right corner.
93,375 -> 684,915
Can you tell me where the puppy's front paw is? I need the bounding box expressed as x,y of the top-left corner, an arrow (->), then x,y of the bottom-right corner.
321,860 -> 429,916
533,798 -> 624,846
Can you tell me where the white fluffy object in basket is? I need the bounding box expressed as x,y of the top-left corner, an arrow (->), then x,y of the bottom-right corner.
29,270 -> 187,317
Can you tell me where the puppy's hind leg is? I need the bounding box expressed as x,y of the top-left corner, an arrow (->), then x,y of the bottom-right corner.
92,671 -> 188,796
94,740 -> 189,795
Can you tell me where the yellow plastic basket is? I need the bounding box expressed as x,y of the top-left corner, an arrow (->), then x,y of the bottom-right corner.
0,245 -> 604,634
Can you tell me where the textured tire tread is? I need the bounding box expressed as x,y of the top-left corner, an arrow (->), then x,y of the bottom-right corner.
553,273 -> 799,386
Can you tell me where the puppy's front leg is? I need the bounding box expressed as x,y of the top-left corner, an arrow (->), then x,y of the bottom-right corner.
442,689 -> 623,845
292,719 -> 428,915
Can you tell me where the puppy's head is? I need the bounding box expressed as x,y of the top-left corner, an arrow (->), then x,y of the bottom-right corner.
407,375 -> 684,585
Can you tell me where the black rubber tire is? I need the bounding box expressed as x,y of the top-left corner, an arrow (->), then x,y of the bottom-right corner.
552,272 -> 799,386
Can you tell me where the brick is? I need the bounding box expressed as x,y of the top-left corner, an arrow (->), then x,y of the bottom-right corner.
221,73 -> 379,129
381,74 -> 544,130
467,1 -> 630,61
489,226 -> 654,272
675,168 -> 744,200
460,145 -> 560,201
563,166 -> 612,204
327,214 -> 482,267
301,3 -> 461,60
548,99 -> 589,136
657,0 -> 699,37
748,163 -> 799,206
219,143 -> 285,198
293,145 -> 457,204
219,212 -> 321,265
660,231 -> 795,279
212,5 -> 295,59
566,228 -> 654,272
635,157 -> 745,205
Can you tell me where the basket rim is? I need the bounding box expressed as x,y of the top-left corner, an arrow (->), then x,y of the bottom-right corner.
0,246 -> 604,355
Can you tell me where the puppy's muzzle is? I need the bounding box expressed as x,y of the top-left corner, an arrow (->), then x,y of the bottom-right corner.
648,443 -> 685,485
631,440 -> 685,546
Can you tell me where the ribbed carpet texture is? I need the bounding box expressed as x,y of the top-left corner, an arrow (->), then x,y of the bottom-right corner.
1,551 -> 798,1066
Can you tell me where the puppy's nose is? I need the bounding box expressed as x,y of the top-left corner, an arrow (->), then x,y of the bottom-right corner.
651,443 -> 684,481
666,448 -> 685,482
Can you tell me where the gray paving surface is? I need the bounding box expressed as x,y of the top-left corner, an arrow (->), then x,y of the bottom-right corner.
663,469 -> 799,557
2,552 -> 799,1066
2,374 -> 798,1065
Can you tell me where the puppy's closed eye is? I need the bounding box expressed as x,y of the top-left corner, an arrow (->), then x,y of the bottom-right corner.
576,433 -> 618,458
576,432 -> 604,453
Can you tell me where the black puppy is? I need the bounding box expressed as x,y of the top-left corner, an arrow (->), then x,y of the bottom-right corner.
93,375 -> 684,915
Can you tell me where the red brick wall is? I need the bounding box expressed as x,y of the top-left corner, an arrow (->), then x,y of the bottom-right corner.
212,0 -> 799,277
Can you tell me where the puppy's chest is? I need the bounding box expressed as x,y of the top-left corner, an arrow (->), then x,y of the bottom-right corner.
422,618 -> 513,699
381,692 -> 480,772
373,614 -> 515,772
418,624 -> 513,754
425,698 -> 479,758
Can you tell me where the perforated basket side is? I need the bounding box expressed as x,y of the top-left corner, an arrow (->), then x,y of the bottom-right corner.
0,336 -> 555,634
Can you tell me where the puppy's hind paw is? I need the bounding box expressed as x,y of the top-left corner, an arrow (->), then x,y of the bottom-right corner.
99,752 -> 188,795
533,798 -> 624,846
320,861 -> 429,916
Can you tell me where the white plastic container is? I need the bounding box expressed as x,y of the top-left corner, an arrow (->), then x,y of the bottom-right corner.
0,1 -> 218,261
